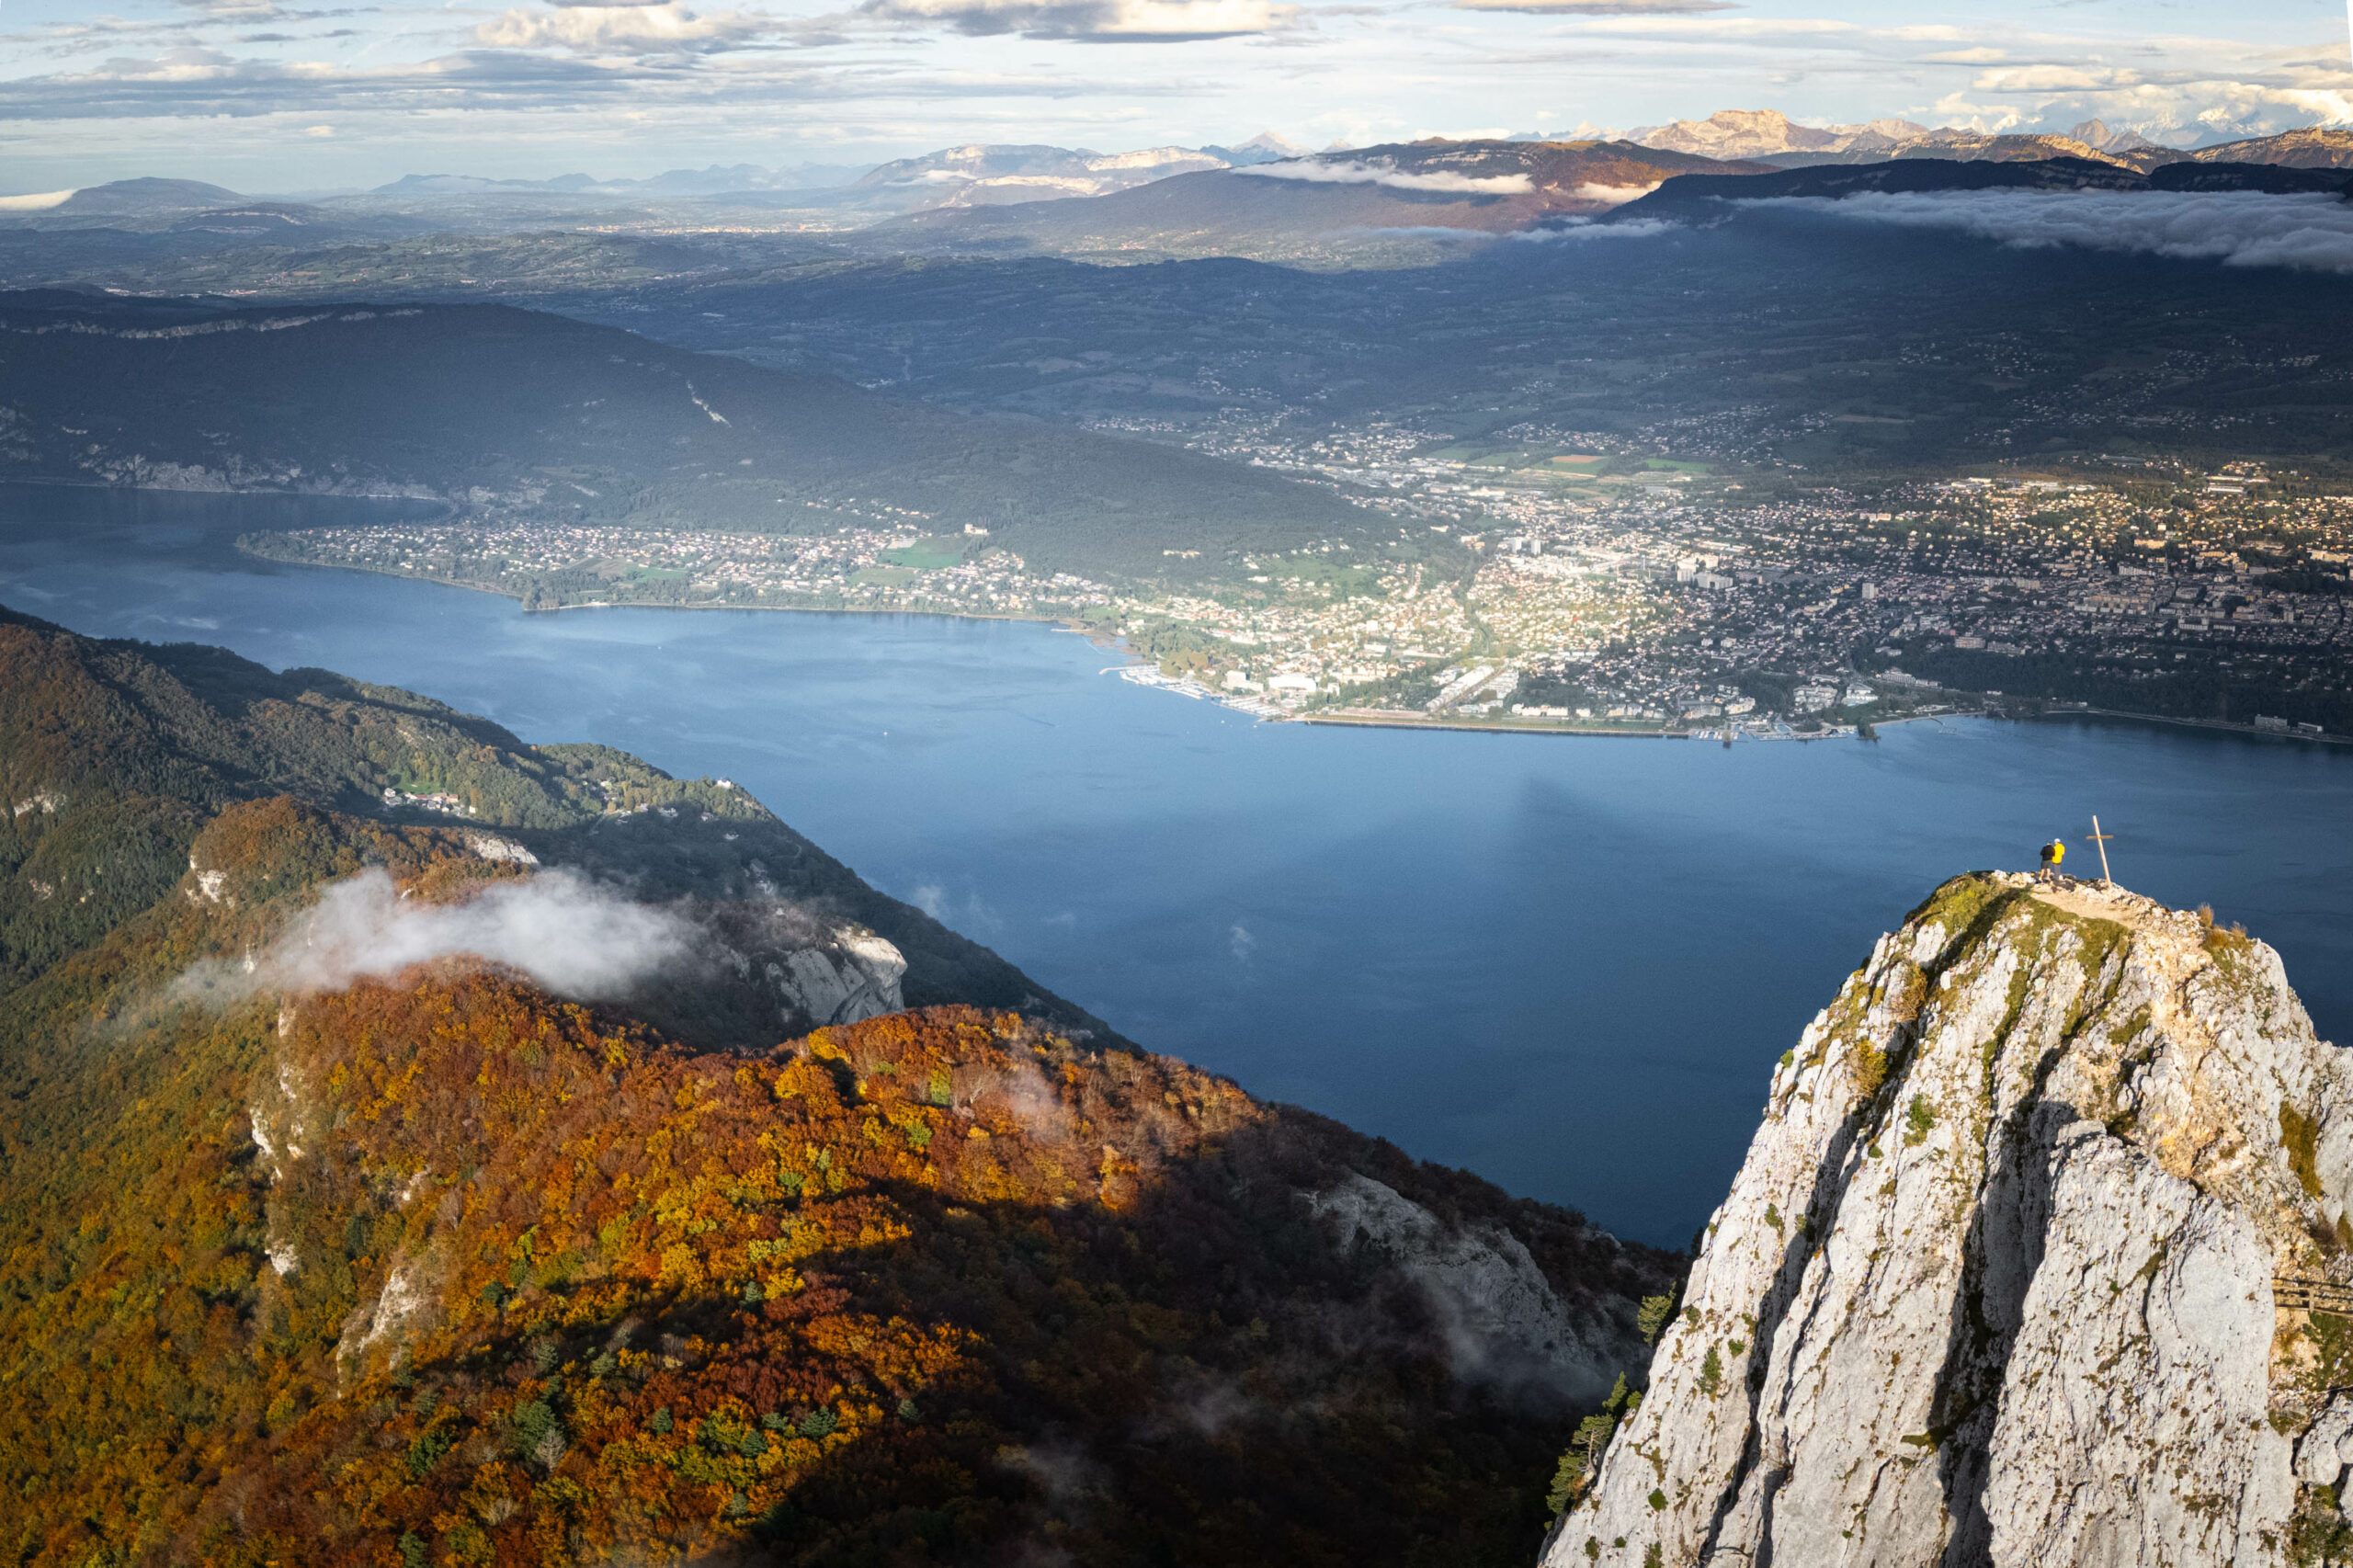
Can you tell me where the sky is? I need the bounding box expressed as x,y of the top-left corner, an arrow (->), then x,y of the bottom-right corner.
1,0 -> 2348,192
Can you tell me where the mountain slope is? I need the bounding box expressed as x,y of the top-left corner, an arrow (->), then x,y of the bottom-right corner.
0,605 -> 1105,1044
0,611 -> 1681,1567
0,292 -> 1371,583
2188,128 -> 2353,169
875,139 -> 1772,263
1550,873 -> 2353,1567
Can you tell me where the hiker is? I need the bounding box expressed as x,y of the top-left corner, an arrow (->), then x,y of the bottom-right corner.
2038,838 -> 2066,886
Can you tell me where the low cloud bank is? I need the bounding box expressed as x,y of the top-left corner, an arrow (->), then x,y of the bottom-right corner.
1761,189 -> 2353,273
182,868 -> 699,1003
1511,216 -> 1681,241
1569,181 -> 1661,205
1234,161 -> 1533,195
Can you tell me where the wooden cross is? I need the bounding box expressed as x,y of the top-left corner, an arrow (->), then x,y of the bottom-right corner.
2086,816 -> 2115,888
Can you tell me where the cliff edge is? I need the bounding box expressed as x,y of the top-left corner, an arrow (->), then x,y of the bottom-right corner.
1551,872 -> 2353,1568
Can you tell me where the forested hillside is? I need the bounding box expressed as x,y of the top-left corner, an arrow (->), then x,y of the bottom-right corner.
0,609 -> 1681,1566
0,605 -> 1100,1045
0,292 -> 1367,584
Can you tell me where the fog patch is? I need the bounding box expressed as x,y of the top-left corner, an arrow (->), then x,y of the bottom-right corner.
1759,188 -> 2353,273
1569,181 -> 1661,205
177,867 -> 698,1003
1138,1374 -> 1270,1441
1515,217 -> 1682,241
995,1439 -> 1106,1516
1235,160 -> 1533,195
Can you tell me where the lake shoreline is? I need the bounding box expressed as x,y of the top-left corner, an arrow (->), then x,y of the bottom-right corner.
233,540 -> 2350,755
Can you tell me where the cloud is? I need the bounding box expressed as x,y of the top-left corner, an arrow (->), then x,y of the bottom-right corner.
1454,0 -> 1737,13
858,0 -> 1295,40
476,2 -> 774,52
0,48 -> 1100,121
1512,215 -> 1678,239
1568,179 -> 1657,202
1233,159 -> 1533,192
1764,188 -> 2353,274
177,867 -> 699,1003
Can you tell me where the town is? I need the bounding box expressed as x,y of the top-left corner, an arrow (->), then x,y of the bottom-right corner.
244,437 -> 2353,744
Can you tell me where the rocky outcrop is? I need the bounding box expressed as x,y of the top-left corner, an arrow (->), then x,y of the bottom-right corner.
766,927 -> 906,1028
1310,1172 -> 1639,1403
1549,873 -> 2353,1568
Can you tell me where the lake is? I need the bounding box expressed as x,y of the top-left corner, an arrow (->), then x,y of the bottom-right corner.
6,483 -> 2349,1246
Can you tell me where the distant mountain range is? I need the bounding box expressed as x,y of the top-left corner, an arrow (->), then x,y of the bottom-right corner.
877,138 -> 1770,264
855,122 -> 2353,265
5,118 -> 2349,281
0,136 -> 1318,236
1622,108 -> 2353,174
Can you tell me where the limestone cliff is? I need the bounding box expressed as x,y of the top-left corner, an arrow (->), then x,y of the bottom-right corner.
1550,872 -> 2353,1568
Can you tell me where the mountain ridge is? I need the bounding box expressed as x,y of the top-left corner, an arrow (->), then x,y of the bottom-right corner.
0,603 -> 1108,1046
875,139 -> 1772,263
1550,872 -> 2353,1567
0,291 -> 1371,585
1623,108 -> 2353,174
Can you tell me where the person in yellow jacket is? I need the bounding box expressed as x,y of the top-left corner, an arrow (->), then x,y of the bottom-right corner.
2038,837 -> 2066,885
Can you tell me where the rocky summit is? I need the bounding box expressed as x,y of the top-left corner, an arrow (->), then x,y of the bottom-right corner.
1551,872 -> 2353,1567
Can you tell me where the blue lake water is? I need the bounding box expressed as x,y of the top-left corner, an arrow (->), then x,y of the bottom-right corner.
6,483 -> 2351,1246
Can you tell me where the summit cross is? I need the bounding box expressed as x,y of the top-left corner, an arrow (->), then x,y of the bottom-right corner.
2086,816 -> 2116,888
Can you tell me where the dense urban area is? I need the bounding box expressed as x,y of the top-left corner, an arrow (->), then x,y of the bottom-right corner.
248,430 -> 2353,744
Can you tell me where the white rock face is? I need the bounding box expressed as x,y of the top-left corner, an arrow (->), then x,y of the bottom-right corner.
1549,874 -> 2353,1568
1311,1173 -> 1632,1403
767,927 -> 906,1028
465,833 -> 540,866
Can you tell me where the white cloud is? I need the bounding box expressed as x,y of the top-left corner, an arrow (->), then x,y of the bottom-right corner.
859,0 -> 1296,40
1764,188 -> 2353,274
1234,158 -> 1533,191
476,2 -> 773,52
1511,215 -> 1679,239
177,867 -> 700,1002
1569,179 -> 1657,202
